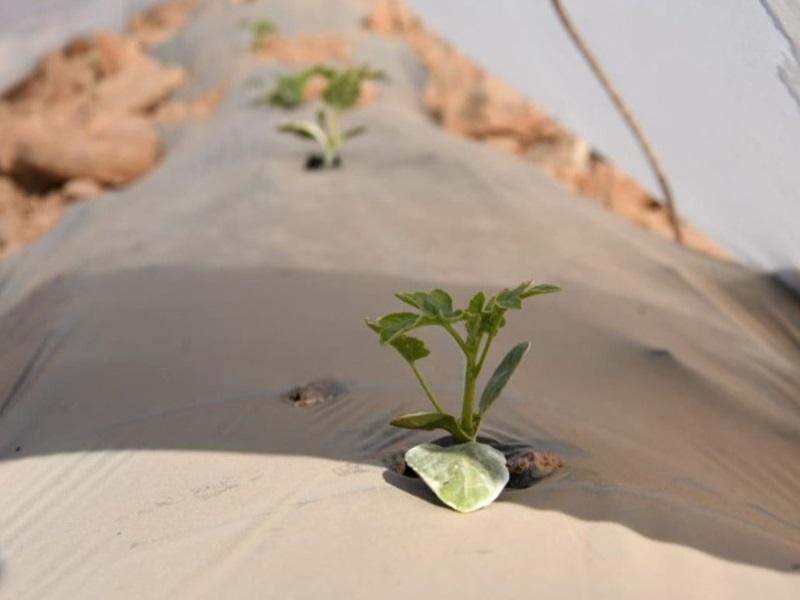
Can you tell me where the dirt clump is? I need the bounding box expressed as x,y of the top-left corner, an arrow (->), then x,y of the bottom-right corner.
506,450 -> 564,489
285,378 -> 347,407
0,1 -> 219,259
128,0 -> 197,47
255,34 -> 352,65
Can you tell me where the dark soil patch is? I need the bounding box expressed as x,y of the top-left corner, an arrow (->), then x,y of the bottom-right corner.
305,154 -> 342,170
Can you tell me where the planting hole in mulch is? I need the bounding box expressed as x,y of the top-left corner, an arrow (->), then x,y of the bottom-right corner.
385,435 -> 564,490
285,377 -> 346,407
304,154 -> 342,170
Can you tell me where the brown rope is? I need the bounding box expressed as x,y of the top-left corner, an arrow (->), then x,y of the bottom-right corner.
551,0 -> 683,243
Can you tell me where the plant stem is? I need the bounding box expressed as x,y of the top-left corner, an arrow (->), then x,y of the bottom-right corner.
475,316 -> 502,374
409,362 -> 445,414
441,320 -> 479,438
475,332 -> 495,375
326,106 -> 342,167
460,358 -> 477,438
442,321 -> 470,356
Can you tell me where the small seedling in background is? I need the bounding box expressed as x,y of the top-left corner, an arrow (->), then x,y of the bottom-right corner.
263,67 -> 328,109
367,281 -> 560,512
272,65 -> 384,168
241,18 -> 277,50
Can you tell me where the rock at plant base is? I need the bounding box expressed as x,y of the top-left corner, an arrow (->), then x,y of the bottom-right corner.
506,450 -> 563,489
404,441 -> 509,513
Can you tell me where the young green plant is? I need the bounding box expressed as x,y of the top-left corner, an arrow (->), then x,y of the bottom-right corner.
366,281 -> 560,442
242,18 -> 277,51
272,65 -> 384,168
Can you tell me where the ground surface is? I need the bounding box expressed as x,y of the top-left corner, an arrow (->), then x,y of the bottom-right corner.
1,1 -> 799,598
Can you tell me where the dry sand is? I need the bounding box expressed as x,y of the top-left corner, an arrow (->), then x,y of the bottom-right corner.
0,0 -> 799,598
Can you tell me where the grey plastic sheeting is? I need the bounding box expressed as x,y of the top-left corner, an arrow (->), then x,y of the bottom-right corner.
405,0 -> 800,293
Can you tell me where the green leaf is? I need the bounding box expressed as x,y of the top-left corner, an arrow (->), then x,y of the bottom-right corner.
277,121 -> 333,165
494,282 -> 561,309
479,307 -> 506,335
495,282 -> 530,310
521,283 -> 561,298
467,291 -> 485,314
465,312 -> 482,347
390,412 -> 467,439
309,64 -> 338,79
343,125 -> 367,140
427,288 -> 455,315
322,65 -> 384,110
465,291 -> 486,347
267,70 -> 315,109
479,341 -> 530,416
376,312 -> 419,344
404,442 -> 509,513
395,291 -> 425,310
387,334 -> 430,363
243,18 -> 278,50
277,121 -> 314,140
395,289 -> 461,321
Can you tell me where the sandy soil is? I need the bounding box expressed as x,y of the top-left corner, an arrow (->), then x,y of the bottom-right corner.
255,32 -> 352,65
0,0 -> 219,259
0,1 -> 798,598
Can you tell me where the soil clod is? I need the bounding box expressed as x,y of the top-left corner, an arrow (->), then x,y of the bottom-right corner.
506,450 -> 563,489
285,378 -> 346,407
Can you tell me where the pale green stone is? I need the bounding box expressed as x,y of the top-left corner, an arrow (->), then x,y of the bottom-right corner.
405,442 -> 510,513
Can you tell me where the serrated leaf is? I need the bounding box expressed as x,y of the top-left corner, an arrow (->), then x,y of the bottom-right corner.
479,341 -> 530,416
388,334 -> 429,363
395,290 -> 461,321
390,412 -> 466,439
521,283 -> 561,297
376,312 -> 419,344
412,292 -> 440,317
467,291 -> 485,314
405,442 -> 509,513
395,291 -> 426,310
427,289 -> 454,314
495,282 -> 530,310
